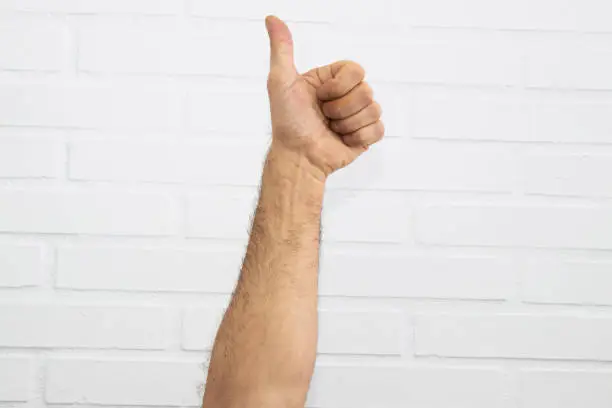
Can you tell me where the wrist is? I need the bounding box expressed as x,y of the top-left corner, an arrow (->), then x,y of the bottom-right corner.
267,140 -> 328,185
259,140 -> 326,224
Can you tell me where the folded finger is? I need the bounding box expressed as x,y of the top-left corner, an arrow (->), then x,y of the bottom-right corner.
330,102 -> 382,135
322,82 -> 373,120
342,120 -> 385,148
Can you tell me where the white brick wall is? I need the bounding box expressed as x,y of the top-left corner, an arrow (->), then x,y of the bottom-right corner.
0,83 -> 181,129
319,251 -> 514,300
0,244 -> 43,287
0,0 -> 181,14
0,357 -> 33,401
415,314 -> 612,360
524,153 -> 612,197
45,359 -> 203,406
0,137 -> 64,178
0,304 -> 168,349
404,0 -> 612,32
69,140 -> 268,185
0,18 -> 69,71
57,246 -> 242,293
520,369 -> 612,408
415,205 -> 612,249
308,365 -> 505,408
522,259 -> 612,306
1,1 -> 612,407
526,36 -> 612,91
0,189 -> 178,235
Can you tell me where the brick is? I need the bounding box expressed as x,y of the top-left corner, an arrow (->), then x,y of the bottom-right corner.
0,137 -> 63,178
78,22 -> 184,75
520,369 -> 612,408
411,89 -> 529,142
416,314 -> 612,360
398,39 -> 521,86
405,0 -> 612,32
78,21 -> 268,77
414,90 -> 612,144
185,26 -> 268,78
0,19 -> 68,71
57,246 -> 241,293
526,37 -> 612,90
318,310 -> 402,355
0,357 -> 33,402
320,251 -> 513,300
69,140 -> 268,185
403,141 -> 517,192
0,0 -> 180,14
185,82 -> 270,134
524,153 -> 612,197
46,359 -> 202,406
0,189 -> 177,236
522,259 -> 612,306
307,365 -> 504,407
0,244 -> 43,287
179,140 -> 267,185
69,141 -> 182,183
322,191 -> 410,243
0,83 -> 180,130
0,304 -> 167,349
186,187 -> 258,240
415,204 -> 612,250
529,94 -> 612,143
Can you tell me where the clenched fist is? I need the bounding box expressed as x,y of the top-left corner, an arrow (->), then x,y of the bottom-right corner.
265,16 -> 384,179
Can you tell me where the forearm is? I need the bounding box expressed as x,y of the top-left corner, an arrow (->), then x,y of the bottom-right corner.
202,142 -> 325,408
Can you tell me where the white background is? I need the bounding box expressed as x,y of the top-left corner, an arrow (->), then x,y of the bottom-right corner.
1,0 -> 612,407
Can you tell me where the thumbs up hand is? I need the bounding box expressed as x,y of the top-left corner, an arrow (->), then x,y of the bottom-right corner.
265,16 -> 384,180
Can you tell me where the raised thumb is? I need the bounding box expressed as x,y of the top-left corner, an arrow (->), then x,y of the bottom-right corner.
265,16 -> 297,80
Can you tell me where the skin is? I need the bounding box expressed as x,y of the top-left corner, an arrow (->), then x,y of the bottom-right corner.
201,15 -> 384,408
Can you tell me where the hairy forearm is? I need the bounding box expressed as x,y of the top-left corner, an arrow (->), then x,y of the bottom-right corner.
202,142 -> 325,408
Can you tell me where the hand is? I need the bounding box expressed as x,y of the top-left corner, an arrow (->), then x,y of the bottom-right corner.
265,16 -> 384,179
